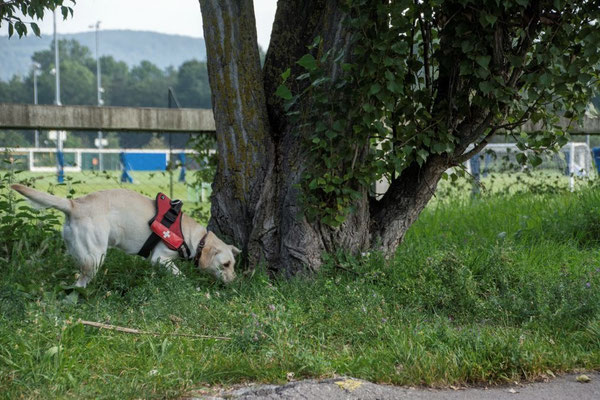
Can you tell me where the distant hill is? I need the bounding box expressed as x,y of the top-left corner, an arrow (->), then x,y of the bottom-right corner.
0,30 -> 206,81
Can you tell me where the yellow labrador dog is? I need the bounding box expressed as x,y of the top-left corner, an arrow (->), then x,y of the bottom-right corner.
11,185 -> 239,287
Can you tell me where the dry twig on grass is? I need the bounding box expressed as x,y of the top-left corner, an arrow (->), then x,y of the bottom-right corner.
78,319 -> 231,340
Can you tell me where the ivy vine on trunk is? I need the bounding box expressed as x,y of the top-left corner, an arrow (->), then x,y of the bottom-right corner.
198,0 -> 600,275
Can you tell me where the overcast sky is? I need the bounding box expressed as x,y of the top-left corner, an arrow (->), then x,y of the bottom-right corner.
0,0 -> 278,50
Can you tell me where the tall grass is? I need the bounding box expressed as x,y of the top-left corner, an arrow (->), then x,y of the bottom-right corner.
1,180 -> 600,398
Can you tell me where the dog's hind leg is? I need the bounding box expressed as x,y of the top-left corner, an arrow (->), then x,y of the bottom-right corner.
63,218 -> 109,288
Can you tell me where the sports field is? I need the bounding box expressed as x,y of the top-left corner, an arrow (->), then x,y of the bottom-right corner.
5,169 -> 211,204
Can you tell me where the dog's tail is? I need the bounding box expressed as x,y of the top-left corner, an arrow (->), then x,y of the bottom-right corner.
11,184 -> 73,214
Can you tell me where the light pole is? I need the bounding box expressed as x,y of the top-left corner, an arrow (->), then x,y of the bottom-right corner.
53,10 -> 61,106
53,10 -> 63,183
90,21 -> 104,170
32,62 -> 40,148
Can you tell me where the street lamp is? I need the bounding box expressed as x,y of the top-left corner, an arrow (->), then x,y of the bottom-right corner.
32,62 -> 41,148
90,21 -> 104,170
53,9 -> 64,183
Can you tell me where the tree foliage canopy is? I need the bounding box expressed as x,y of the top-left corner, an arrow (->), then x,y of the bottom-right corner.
279,0 -> 600,226
0,0 -> 74,37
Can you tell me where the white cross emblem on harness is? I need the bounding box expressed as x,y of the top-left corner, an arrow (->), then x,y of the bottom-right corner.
163,230 -> 171,239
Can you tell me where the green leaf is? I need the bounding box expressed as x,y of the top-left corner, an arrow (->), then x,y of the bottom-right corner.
310,35 -> 322,49
280,68 -> 291,82
538,73 -> 551,87
8,23 -> 14,38
516,153 -> 527,165
461,40 -> 474,53
332,120 -> 344,132
578,73 -> 592,84
530,155 -> 542,167
507,55 -> 523,68
31,23 -> 40,37
479,80 -> 494,94
368,83 -> 381,95
476,55 -> 491,69
459,61 -> 472,76
484,14 -> 497,27
297,54 -> 317,71
275,84 -> 292,100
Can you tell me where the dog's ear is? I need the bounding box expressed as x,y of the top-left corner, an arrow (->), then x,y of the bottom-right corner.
231,245 -> 241,256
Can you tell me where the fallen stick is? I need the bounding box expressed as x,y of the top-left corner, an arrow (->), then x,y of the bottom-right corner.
78,319 -> 231,340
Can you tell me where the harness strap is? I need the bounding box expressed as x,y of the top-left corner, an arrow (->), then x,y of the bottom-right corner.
178,241 -> 191,259
138,194 -> 187,259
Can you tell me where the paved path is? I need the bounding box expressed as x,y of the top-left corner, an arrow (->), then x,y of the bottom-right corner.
191,372 -> 600,399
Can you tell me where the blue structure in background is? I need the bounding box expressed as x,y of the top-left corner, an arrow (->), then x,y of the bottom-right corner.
56,151 -> 64,183
592,147 -> 600,175
469,155 -> 481,195
178,152 -> 186,182
121,153 -> 167,171
120,152 -> 133,183
469,155 -> 481,177
119,152 -> 188,183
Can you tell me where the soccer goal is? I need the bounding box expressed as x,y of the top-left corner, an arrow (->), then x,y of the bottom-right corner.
466,142 -> 595,191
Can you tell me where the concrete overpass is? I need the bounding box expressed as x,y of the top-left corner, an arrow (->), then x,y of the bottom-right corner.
0,103 -> 215,132
0,102 -> 598,134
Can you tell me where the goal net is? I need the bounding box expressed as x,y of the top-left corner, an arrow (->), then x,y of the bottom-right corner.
466,142 -> 596,191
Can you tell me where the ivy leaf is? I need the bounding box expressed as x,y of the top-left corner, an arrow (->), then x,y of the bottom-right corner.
297,54 -> 317,71
476,55 -> 491,69
479,80 -> 494,94
280,68 -> 291,82
485,14 -> 497,27
461,40 -> 474,53
368,83 -> 381,95
275,84 -> 292,100
459,61 -> 472,76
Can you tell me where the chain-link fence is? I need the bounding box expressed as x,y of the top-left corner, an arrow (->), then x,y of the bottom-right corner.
1,129 -> 214,220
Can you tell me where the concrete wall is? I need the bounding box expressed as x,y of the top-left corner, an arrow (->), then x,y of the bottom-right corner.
0,103 -> 215,133
521,116 -> 600,134
1,102 -> 598,134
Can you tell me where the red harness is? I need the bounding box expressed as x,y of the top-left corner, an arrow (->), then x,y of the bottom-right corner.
137,193 -> 191,259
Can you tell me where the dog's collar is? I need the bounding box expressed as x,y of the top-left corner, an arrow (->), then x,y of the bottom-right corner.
193,231 -> 209,266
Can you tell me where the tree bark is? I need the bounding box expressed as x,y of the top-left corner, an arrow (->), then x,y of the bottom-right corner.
370,157 -> 448,255
198,0 -> 276,268
200,0 -> 453,273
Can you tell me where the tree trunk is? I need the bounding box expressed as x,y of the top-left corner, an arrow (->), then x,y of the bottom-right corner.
200,0 -> 451,274
370,157 -> 448,255
198,0 -> 277,268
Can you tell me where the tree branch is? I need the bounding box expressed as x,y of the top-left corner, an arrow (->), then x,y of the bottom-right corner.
78,320 -> 231,340
453,136 -> 492,164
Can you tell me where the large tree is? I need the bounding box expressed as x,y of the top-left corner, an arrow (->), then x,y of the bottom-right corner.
199,0 -> 600,274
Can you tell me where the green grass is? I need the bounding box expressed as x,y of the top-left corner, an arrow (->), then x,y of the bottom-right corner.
2,175 -> 600,398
